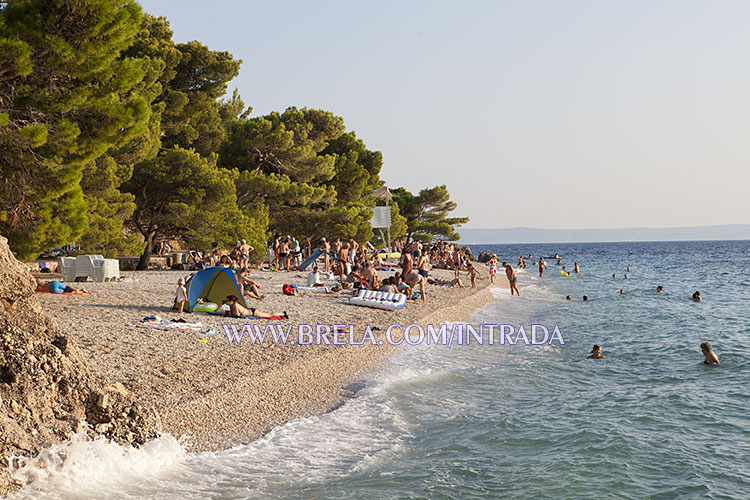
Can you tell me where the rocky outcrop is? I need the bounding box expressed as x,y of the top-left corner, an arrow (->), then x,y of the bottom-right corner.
0,236 -> 160,496
477,251 -> 493,263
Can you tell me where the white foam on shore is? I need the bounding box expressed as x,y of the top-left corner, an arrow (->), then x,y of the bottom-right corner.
9,352 -> 439,499
9,434 -> 186,500
10,301 -> 517,498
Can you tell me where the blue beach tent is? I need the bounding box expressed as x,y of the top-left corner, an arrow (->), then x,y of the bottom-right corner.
173,267 -> 247,312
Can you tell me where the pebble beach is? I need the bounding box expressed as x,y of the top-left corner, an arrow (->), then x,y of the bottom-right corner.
35,265 -> 493,452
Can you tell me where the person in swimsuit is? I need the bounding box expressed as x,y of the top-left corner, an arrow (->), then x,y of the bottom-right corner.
418,252 -> 430,278
466,262 -> 481,288
539,257 -> 545,278
321,238 -> 331,272
692,291 -> 702,302
487,255 -> 497,282
35,279 -> 85,294
224,295 -> 287,319
700,341 -> 720,365
502,262 -> 520,296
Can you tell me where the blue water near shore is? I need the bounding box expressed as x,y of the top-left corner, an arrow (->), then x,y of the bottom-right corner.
13,241 -> 750,499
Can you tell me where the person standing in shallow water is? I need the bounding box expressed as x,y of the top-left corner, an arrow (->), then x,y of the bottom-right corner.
700,342 -> 720,365
502,262 -> 520,296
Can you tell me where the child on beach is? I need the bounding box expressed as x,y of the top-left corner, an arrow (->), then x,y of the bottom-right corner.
466,263 -> 481,289
176,277 -> 187,313
488,254 -> 498,283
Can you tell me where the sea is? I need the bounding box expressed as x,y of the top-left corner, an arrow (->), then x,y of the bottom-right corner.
10,240 -> 750,499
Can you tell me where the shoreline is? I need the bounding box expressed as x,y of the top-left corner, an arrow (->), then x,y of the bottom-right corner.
34,265 -> 494,453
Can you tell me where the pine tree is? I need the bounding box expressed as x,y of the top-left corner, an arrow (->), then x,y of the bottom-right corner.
0,0 -> 153,258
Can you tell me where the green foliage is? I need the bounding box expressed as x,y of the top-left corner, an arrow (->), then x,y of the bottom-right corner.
391,185 -> 469,242
122,147 -> 253,268
0,0 -> 154,258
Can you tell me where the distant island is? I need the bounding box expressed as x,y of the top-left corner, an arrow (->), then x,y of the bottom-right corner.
458,224 -> 750,244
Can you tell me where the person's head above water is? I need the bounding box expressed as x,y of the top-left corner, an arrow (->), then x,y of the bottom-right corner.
566,295 -> 572,300
657,286 -> 663,293
700,341 -> 720,364
588,344 -> 605,359
583,295 -> 588,301
620,289 -> 625,294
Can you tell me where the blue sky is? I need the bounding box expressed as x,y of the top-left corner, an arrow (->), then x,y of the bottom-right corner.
138,0 -> 750,229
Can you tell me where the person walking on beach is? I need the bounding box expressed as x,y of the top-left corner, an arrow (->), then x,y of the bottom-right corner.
587,345 -> 606,359
488,254 -> 498,283
700,341 -> 720,365
453,248 -> 462,278
466,262 -> 480,288
502,262 -> 520,296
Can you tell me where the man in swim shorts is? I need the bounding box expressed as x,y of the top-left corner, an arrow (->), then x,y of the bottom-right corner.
502,262 -> 520,296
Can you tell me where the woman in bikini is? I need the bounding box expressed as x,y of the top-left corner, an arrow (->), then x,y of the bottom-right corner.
224,295 -> 287,319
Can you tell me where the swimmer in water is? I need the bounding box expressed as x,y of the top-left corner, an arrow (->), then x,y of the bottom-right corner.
626,267 -> 631,272
619,289 -> 625,294
587,344 -> 605,359
624,274 -> 629,279
612,274 -> 616,279
566,295 -> 572,300
700,341 -> 720,365
692,291 -> 702,302
656,286 -> 664,293
582,295 -> 588,301
574,263 -> 580,274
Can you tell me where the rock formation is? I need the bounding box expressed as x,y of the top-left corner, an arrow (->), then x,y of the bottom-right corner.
0,236 -> 159,495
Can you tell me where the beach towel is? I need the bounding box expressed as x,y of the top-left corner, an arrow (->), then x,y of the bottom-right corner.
35,290 -> 88,295
206,311 -> 286,320
130,319 -> 204,332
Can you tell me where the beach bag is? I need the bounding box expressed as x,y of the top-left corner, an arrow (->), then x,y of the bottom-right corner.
282,284 -> 298,296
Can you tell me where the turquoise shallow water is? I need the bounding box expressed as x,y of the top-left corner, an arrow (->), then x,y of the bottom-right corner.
12,241 -> 750,499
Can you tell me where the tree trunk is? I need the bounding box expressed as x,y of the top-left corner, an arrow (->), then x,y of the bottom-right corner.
136,231 -> 156,270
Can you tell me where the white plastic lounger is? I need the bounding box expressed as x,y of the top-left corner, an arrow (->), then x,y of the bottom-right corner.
349,289 -> 407,311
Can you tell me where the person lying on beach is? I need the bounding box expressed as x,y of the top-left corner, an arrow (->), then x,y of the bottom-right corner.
692,291 -> 702,301
427,277 -> 464,288
35,279 -> 86,294
224,295 -> 287,319
237,268 -> 264,300
502,262 -> 520,296
587,345 -> 606,359
307,266 -> 325,287
700,341 -> 720,365
404,271 -> 426,303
